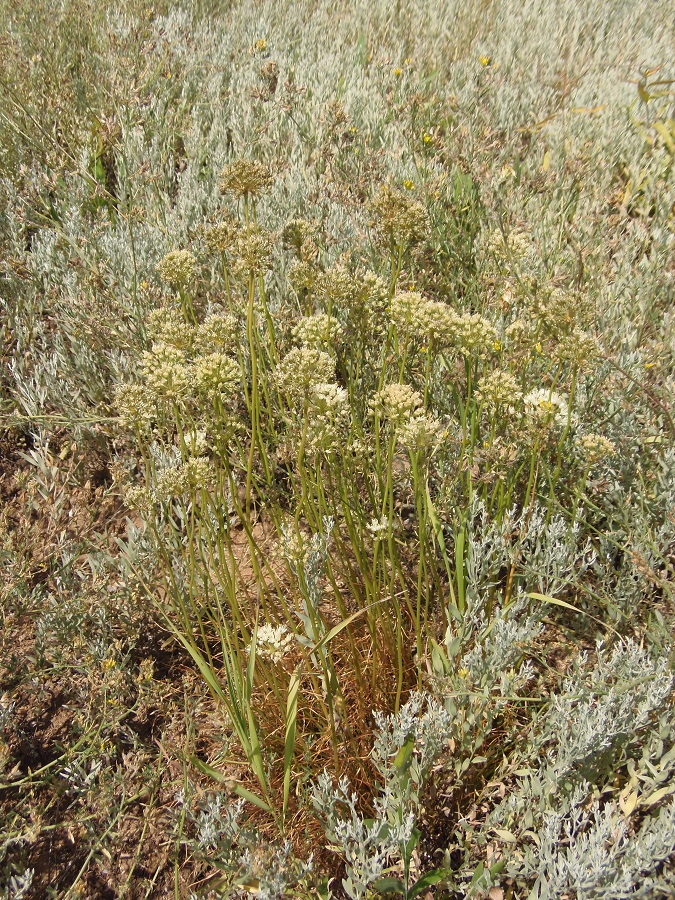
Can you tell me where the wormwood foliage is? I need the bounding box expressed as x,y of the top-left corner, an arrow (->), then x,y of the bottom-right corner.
0,0 -> 674,897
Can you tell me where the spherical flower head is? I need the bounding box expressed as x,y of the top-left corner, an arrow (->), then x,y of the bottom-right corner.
398,412 -> 444,453
534,288 -> 595,337
475,371 -> 523,415
523,388 -> 569,430
194,313 -> 238,353
274,348 -> 335,403
122,484 -> 153,513
203,217 -> 239,253
419,300 -> 461,346
455,313 -> 498,359
146,307 -> 195,350
115,383 -> 158,429
142,343 -> 191,401
157,250 -> 197,288
282,218 -> 317,256
315,264 -> 360,309
288,257 -> 320,293
250,624 -> 295,665
306,382 -> 349,452
505,318 -> 535,351
219,160 -> 272,199
193,352 -> 240,400
153,463 -> 190,501
153,456 -> 212,501
232,226 -> 274,276
578,433 -> 615,465
293,313 -> 343,348
389,291 -> 429,343
367,516 -> 390,537
370,184 -> 431,246
369,383 -> 423,426
183,456 -> 213,489
556,328 -> 600,366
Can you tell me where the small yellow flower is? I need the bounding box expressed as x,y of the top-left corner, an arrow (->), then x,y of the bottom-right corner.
645,361 -> 655,369
458,667 -> 469,678
535,342 -> 543,354
403,179 -> 415,190
479,55 -> 491,67
393,67 -> 402,77
493,339 -> 502,352
423,133 -> 432,144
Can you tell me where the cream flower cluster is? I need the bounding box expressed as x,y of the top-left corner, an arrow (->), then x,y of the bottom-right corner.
219,160 -> 272,198
274,348 -> 335,402
578,433 -> 615,464
251,624 -> 295,665
370,184 -> 431,245
294,313 -> 343,348
475,370 -> 523,415
369,383 -> 423,425
157,250 -> 197,287
523,389 -> 569,430
194,313 -> 238,353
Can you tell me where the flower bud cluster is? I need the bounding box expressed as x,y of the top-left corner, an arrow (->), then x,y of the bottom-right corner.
294,313 -> 343,348
194,313 -> 238,353
219,160 -> 273,198
370,184 -> 431,245
369,383 -> 423,426
232,227 -> 275,276
157,250 -> 197,287
398,413 -> 444,453
142,343 -> 192,400
578,433 -> 615,464
146,307 -> 195,350
475,370 -> 523,415
154,456 -> 213,501
193,352 -> 240,400
203,217 -> 239,253
306,382 -> 349,451
115,383 -> 158,429
251,624 -> 295,665
274,348 -> 335,402
523,388 -> 569,430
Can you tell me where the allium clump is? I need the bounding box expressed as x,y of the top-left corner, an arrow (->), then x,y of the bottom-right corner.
154,456 -> 212,501
294,313 -> 343,348
146,308 -> 195,350
157,250 -> 197,287
370,184 -> 431,245
369,383 -> 423,426
142,343 -> 191,400
274,348 -> 335,402
420,300 -> 462,345
475,370 -> 523,415
194,313 -> 238,352
282,218 -> 317,255
232,227 -> 275,275
523,388 -> 569,430
306,383 -> 349,451
219,159 -> 272,198
398,412 -> 444,453
389,291 -> 429,342
252,624 -> 295,664
556,328 -> 600,366
203,217 -> 239,253
115,383 -> 158,429
578,433 -> 615,464
455,313 -> 498,358
193,353 -> 240,400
